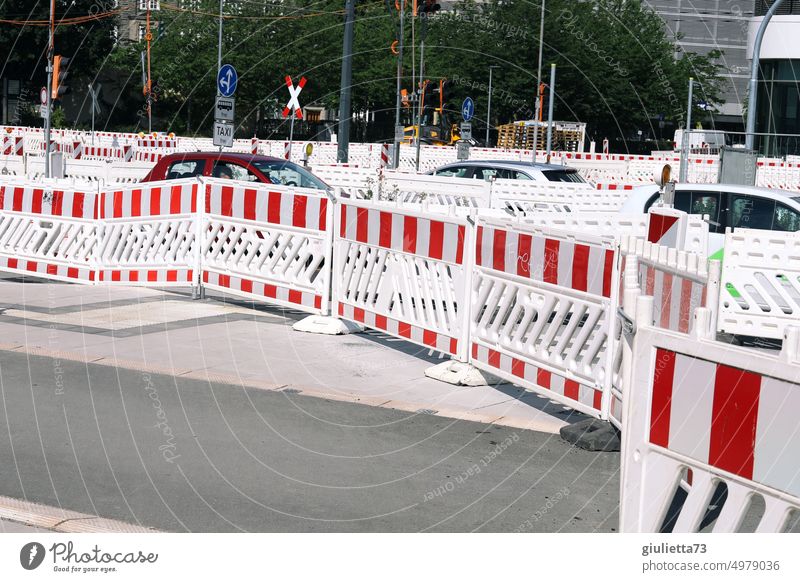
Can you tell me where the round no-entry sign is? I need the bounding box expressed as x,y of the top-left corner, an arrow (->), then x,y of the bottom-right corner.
40,87 -> 47,105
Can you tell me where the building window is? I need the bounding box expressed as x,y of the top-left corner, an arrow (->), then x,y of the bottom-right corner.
138,24 -> 146,41
139,0 -> 160,10
755,1 -> 800,16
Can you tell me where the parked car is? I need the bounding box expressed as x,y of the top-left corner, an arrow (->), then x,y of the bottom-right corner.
619,183 -> 800,233
141,152 -> 330,190
427,160 -> 587,183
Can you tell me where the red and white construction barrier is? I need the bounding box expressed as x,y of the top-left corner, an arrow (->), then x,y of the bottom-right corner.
2,136 -> 24,156
621,300 -> 800,532
201,178 -> 333,315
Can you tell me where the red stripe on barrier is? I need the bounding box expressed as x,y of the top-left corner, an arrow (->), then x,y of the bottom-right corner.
449,338 -> 458,355
67,267 -> 78,279
241,279 -> 253,293
472,343 -> 478,359
268,191 -> 281,224
170,184 -> 182,214
602,249 -> 614,298
593,390 -> 603,411
12,187 -> 23,212
314,295 -> 322,310
243,188 -> 257,221
512,358 -> 525,378
423,330 -> 437,348
356,207 -> 369,243
492,228 -> 506,272
148,271 -> 158,282
339,203 -> 348,237
398,322 -> 412,338
149,187 -> 161,216
543,239 -> 559,285
31,189 -> 43,215
46,264 -> 58,276
264,284 -> 277,298
649,348 -> 675,448
537,369 -> 551,389
51,190 -> 63,216
475,226 -> 483,267
131,189 -> 142,217
112,190 -> 123,218
293,195 -> 307,228
456,225 -> 465,265
517,233 -> 532,277
645,266 -> 655,296
129,271 -> 138,282
403,216 -> 417,254
488,349 -> 500,369
26,261 -> 37,272
572,244 -> 589,292
319,199 -> 327,232
709,365 -> 760,480
375,314 -> 387,330
379,211 -> 392,249
222,186 -> 234,217
564,380 -> 580,401
7,258 -> 17,269
288,289 -> 302,305
428,220 -> 444,260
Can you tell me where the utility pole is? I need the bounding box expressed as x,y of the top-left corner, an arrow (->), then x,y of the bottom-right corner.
531,0 -> 545,163
337,0 -> 356,163
746,0 -> 785,151
392,2 -> 405,169
44,0 -> 55,178
486,65 -> 499,146
145,5 -> 153,133
415,43 -> 424,172
217,0 -> 224,152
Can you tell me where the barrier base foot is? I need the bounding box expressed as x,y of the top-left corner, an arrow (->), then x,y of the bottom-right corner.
292,315 -> 364,335
424,360 -> 502,387
559,418 -> 620,452
191,285 -> 205,300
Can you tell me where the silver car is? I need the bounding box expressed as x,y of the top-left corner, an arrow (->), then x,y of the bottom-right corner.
427,160 -> 587,183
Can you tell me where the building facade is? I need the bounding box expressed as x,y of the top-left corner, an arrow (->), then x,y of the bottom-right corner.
645,0 -> 754,128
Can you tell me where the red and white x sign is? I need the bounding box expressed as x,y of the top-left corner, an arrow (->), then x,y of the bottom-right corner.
282,75 -> 306,119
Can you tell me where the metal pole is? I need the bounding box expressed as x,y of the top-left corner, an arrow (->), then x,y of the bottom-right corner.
337,0 -> 356,163
415,41 -> 424,172
146,7 -> 152,133
217,0 -> 224,152
545,63 -> 555,161
746,0 -> 785,151
44,0 -> 55,178
679,77 -> 693,182
288,113 -> 295,161
531,0 -> 545,162
89,84 -> 95,146
393,1 -> 405,169
486,66 -> 495,146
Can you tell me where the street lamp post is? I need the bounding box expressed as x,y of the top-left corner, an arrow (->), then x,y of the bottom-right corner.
44,0 -> 55,178
486,65 -> 499,146
392,2 -> 405,169
746,0 -> 785,151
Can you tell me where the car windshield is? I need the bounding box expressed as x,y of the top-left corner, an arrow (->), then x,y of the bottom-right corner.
542,169 -> 586,183
251,160 -> 329,190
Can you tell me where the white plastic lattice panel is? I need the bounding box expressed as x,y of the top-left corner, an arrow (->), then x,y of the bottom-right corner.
201,179 -> 333,315
719,228 -> 800,339
334,200 -> 470,358
621,319 -> 800,533
0,181 -> 97,283
95,179 -> 198,285
469,217 -> 620,419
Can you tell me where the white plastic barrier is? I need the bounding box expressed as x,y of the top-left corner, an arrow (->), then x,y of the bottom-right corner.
334,199 -> 471,358
95,180 -> 199,285
718,228 -> 800,340
491,179 -> 629,213
620,300 -> 800,532
311,165 -> 381,194
0,179 -> 97,282
201,178 -> 334,315
381,171 -> 491,206
468,216 -> 620,419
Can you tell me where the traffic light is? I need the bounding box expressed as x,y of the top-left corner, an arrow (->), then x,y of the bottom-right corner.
52,55 -> 70,100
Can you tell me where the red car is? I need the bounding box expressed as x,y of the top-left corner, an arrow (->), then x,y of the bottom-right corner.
141,152 -> 330,190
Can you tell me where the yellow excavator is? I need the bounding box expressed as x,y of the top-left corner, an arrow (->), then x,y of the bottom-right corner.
401,79 -> 467,146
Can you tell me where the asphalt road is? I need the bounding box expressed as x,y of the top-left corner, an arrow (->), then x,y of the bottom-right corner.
0,349 -> 619,532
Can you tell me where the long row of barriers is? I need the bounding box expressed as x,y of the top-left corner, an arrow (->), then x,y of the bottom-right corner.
1,173 -> 798,532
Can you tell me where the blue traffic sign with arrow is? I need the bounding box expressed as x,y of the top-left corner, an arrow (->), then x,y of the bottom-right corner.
217,64 -> 238,97
462,97 -> 475,121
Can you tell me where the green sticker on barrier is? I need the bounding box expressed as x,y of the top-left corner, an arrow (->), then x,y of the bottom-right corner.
725,282 -> 741,298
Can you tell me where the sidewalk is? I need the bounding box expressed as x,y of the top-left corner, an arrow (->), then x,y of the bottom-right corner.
0,276 -> 585,435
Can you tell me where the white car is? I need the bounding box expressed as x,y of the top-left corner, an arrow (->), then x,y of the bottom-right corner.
428,160 -> 587,183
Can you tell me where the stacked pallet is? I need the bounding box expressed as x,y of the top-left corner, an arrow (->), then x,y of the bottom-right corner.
494,121 -> 586,151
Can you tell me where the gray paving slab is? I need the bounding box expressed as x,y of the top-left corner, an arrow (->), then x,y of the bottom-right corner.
0,279 -> 581,433
0,349 -> 620,532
